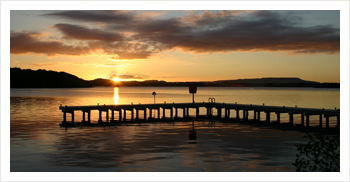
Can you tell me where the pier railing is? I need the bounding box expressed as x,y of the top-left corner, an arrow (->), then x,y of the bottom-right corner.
59,102 -> 339,130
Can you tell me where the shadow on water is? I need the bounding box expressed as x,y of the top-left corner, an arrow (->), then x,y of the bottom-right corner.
31,119 -> 312,172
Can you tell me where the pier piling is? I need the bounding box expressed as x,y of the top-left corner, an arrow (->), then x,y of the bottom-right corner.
59,102 -> 339,130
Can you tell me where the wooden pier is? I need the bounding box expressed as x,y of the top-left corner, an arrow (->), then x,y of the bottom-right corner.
59,102 -> 340,130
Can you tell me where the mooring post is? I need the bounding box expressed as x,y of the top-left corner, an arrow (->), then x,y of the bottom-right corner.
118,109 -> 122,122
71,111 -> 74,124
265,111 -> 270,123
254,111 -> 257,121
171,108 -> 174,120
82,111 -> 86,123
99,110 -> 102,123
88,110 -> 91,123
325,116 -> 329,129
106,110 -> 109,123
63,112 -> 66,123
136,109 -> 139,120
336,115 -> 339,129
111,110 -> 114,122
131,109 -> 134,122
289,113 -> 293,125
301,113 -> 304,127
157,108 -> 160,120
217,108 -> 221,119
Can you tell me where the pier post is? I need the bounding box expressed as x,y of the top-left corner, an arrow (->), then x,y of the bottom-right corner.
157,108 -> 160,120
136,109 -> 139,120
301,113 -> 304,127
276,113 -> 280,124
236,109 -> 240,120
186,107 -> 189,118
71,111 -> 74,124
106,110 -> 109,123
99,110 -> 102,123
171,108 -> 174,120
254,111 -> 256,121
175,108 -> 178,118
265,112 -> 270,123
111,110 -> 114,122
118,109 -> 122,122
306,114 -> 310,128
226,109 -> 230,119
257,111 -> 260,121
163,108 -> 165,119
319,114 -> 322,129
325,116 -> 329,129
149,108 -> 152,119
289,113 -> 293,125
131,109 -> 134,122
217,108 -> 221,119
183,108 -> 186,118
88,110 -> 91,123
123,109 -> 126,121
82,111 -> 86,122
336,116 -> 339,129
63,112 -> 66,123
196,107 -> 199,118
144,109 -> 147,120
243,110 -> 249,121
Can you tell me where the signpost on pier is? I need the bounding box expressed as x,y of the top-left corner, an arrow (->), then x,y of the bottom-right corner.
189,84 -> 197,103
152,91 -> 156,104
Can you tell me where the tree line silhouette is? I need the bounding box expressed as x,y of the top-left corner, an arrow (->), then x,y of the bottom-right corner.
10,68 -> 339,88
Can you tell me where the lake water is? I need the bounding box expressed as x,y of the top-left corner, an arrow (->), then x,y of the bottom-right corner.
10,87 -> 340,172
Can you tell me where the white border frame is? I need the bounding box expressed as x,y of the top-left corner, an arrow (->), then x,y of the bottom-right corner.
1,1 -> 349,181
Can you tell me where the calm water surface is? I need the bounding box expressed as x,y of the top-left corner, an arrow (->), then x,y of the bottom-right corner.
10,87 -> 340,172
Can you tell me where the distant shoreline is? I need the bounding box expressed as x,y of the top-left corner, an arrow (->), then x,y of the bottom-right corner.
10,67 -> 340,89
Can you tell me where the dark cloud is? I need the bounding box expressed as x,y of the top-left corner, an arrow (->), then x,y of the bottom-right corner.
10,32 -> 91,56
53,23 -> 124,42
43,10 -> 135,24
11,10 -> 340,58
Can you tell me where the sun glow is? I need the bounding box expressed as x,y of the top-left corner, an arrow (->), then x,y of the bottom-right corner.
112,77 -> 122,82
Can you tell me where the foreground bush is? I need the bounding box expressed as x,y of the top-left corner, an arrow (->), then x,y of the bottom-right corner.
293,133 -> 340,172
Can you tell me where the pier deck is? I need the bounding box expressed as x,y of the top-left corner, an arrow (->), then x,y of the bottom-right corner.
59,102 -> 340,130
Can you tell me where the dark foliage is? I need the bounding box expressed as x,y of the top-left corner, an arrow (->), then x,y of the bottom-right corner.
293,133 -> 340,172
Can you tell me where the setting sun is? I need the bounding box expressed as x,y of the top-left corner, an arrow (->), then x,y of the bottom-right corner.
112,77 -> 121,82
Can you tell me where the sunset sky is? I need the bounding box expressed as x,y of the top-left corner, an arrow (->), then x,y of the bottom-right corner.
10,10 -> 340,82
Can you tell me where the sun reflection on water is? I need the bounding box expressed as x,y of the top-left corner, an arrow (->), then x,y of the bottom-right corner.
114,87 -> 119,105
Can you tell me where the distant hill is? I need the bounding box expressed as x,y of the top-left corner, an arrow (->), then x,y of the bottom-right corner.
213,77 -> 320,87
10,67 -> 91,88
10,68 -> 339,88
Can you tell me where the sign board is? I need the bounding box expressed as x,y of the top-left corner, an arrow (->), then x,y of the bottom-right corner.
189,84 -> 197,93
